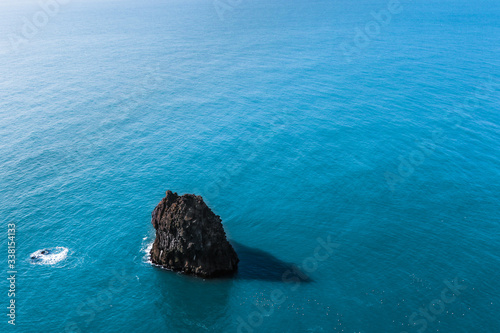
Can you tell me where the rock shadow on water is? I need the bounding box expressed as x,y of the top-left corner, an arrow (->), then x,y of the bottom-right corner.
231,241 -> 313,283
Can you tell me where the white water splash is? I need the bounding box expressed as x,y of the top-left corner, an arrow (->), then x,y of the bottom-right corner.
142,238 -> 154,264
30,247 -> 69,265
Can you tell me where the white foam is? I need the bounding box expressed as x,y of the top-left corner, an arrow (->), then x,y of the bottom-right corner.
143,240 -> 154,263
30,247 -> 69,265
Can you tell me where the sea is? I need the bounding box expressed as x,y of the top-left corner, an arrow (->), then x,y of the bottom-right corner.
0,0 -> 498,332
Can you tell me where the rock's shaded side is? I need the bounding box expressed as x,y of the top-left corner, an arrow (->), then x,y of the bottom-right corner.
150,191 -> 239,278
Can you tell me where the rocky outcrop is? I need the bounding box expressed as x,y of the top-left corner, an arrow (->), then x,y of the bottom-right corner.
150,191 -> 239,278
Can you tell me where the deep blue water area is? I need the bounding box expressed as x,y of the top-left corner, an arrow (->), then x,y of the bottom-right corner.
0,0 -> 498,332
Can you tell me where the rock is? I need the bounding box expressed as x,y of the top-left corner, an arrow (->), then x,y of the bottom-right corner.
32,249 -> 50,259
150,190 -> 239,278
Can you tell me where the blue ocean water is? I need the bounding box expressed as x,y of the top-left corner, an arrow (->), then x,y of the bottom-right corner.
0,0 -> 499,332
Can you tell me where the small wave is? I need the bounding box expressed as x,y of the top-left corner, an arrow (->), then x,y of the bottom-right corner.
30,247 -> 69,265
142,240 -> 154,263
135,230 -> 156,266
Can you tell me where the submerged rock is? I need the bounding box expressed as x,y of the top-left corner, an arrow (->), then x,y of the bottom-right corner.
30,247 -> 68,264
31,249 -> 50,260
150,191 -> 239,278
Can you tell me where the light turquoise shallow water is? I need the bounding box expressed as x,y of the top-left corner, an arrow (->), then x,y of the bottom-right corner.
0,0 -> 499,332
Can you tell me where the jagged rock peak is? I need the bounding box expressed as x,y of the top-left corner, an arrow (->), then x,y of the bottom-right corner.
150,190 -> 239,278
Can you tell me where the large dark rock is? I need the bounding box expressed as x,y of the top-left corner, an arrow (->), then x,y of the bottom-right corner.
150,191 -> 239,278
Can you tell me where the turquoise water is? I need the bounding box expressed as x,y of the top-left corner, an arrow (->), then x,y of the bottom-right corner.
1,0 -> 499,332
